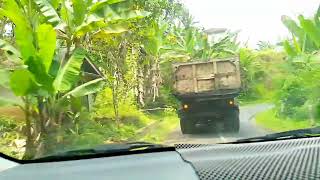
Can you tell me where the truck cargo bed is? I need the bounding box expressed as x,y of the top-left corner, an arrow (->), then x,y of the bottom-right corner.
172,58 -> 241,98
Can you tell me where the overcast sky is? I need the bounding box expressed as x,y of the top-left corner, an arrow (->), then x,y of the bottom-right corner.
181,0 -> 320,47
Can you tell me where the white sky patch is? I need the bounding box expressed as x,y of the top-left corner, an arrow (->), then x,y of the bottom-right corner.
180,0 -> 320,47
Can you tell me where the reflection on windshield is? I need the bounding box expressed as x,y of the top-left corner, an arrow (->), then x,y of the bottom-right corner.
0,0 -> 319,160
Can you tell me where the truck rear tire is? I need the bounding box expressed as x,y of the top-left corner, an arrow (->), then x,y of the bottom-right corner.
225,109 -> 240,133
180,118 -> 194,134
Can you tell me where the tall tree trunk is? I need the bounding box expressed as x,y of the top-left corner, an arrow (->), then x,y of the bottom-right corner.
112,83 -> 120,127
23,98 -> 36,160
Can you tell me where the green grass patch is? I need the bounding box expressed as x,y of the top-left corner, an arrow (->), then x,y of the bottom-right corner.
238,99 -> 272,106
0,116 -> 25,159
256,108 -> 312,132
140,110 -> 179,143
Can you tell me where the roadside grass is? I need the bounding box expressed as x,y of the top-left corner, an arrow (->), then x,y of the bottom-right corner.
139,110 -> 179,143
256,108 -> 312,132
238,99 -> 272,106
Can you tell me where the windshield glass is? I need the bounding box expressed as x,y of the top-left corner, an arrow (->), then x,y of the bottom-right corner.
0,0 -> 320,160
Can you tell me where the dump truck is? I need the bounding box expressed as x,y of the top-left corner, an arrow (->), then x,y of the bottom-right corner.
172,57 -> 241,134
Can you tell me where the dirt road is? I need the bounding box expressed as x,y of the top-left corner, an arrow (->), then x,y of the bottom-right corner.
164,104 -> 274,145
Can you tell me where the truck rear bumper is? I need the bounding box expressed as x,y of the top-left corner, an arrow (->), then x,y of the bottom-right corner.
178,106 -> 239,127
178,111 -> 224,126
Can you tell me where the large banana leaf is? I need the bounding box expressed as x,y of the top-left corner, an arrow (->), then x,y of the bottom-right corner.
92,22 -> 129,38
0,0 -> 29,30
15,26 -> 37,61
281,15 -> 318,52
0,0 -> 36,60
25,56 -> 54,93
72,0 -> 89,26
36,24 -> 56,72
283,40 -> 297,57
88,0 -> 125,13
53,48 -> 86,92
282,15 -> 305,41
315,5 -> 320,28
34,0 -> 62,27
63,78 -> 105,98
299,15 -> 320,48
292,35 -> 302,54
49,0 -> 60,9
75,0 -> 149,37
10,69 -> 38,96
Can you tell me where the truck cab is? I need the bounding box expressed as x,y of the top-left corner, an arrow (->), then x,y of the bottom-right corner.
172,58 -> 241,134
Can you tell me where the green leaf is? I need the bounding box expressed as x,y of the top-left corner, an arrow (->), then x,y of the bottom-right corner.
49,0 -> 60,9
75,1 -> 149,37
144,37 -> 160,55
0,0 -> 36,60
25,56 -> 54,93
72,0 -> 88,26
283,40 -> 297,57
36,24 -> 56,72
315,5 -> 320,28
0,0 -> 29,29
10,69 -> 37,96
88,0 -> 125,13
34,0 -> 62,27
292,35 -> 301,54
92,22 -> 129,38
60,0 -> 74,32
64,78 -> 105,98
282,15 -> 305,41
299,15 -> 320,48
15,26 -> 37,61
54,48 -> 86,92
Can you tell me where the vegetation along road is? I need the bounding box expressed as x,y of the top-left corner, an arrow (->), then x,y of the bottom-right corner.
164,104 -> 274,145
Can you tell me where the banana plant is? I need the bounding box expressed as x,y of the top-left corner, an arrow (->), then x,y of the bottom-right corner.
33,0 -> 149,50
0,0 -> 147,158
281,6 -> 320,56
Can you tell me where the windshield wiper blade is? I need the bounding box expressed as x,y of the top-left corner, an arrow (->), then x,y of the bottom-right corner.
233,127 -> 320,144
35,142 -> 172,161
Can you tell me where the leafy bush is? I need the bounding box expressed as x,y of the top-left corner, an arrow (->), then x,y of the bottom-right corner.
60,87 -> 153,148
144,86 -> 179,109
276,76 -> 308,118
238,48 -> 285,102
93,88 -> 149,125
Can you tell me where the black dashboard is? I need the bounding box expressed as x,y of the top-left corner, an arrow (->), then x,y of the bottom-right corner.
1,137 -> 320,180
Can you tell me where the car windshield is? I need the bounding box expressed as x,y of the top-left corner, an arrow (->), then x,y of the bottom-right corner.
0,0 -> 320,160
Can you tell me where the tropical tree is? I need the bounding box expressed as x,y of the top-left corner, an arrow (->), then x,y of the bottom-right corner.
281,6 -> 320,57
0,0 -> 147,159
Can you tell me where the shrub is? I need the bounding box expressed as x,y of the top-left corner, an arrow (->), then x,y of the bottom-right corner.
276,76 -> 308,118
92,88 -> 149,125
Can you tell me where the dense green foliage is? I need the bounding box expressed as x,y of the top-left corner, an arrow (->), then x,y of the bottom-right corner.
0,0 -> 240,159
1,0 -> 320,159
253,7 -> 320,128
238,48 -> 286,102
